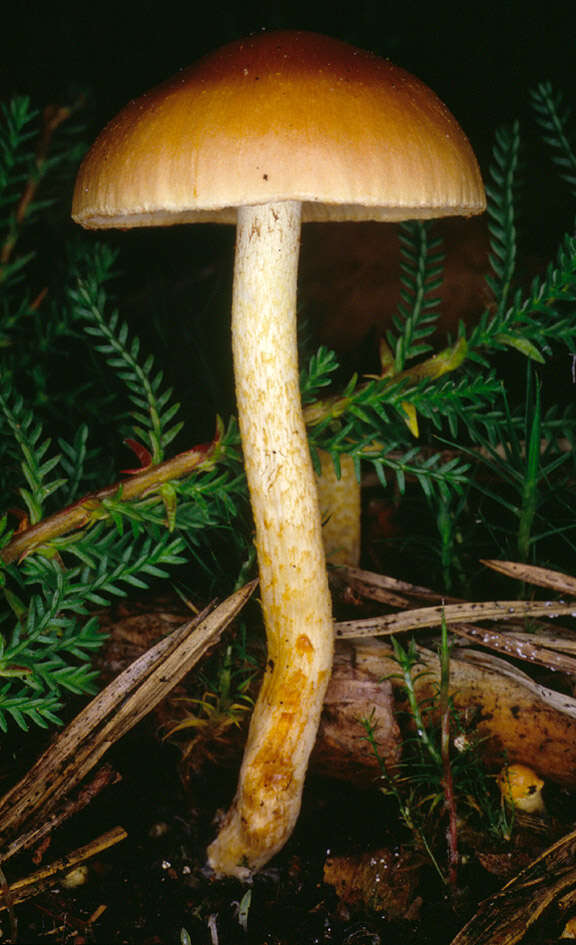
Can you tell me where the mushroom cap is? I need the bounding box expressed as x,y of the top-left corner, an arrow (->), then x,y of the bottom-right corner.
497,763 -> 545,813
72,30 -> 485,228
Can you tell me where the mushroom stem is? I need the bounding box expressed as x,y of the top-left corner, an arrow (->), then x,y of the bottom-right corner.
317,450 -> 362,567
207,200 -> 334,878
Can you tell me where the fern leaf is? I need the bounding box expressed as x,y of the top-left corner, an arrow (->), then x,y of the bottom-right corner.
485,121 -> 521,320
69,246 -> 183,463
531,82 -> 576,197
386,221 -> 445,371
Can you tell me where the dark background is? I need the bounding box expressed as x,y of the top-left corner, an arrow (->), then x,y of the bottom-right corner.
3,0 -> 574,160
3,0 -> 574,427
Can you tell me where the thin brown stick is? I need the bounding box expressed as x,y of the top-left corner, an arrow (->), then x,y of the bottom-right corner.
334,598 -> 576,639
482,558 -> 576,596
1,764 -> 120,864
0,581 -> 256,860
0,827 -> 127,911
334,564 -> 462,605
335,563 -> 576,673
1,437 -> 219,564
0,103 -> 74,270
449,622 -> 576,675
0,863 -> 17,941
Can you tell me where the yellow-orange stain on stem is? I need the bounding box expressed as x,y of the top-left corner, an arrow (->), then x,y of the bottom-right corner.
295,633 -> 314,655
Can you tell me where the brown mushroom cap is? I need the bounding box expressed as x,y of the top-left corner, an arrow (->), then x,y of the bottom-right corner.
72,30 -> 485,229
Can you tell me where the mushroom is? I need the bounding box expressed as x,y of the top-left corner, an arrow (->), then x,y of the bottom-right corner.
72,30 -> 485,878
497,763 -> 546,814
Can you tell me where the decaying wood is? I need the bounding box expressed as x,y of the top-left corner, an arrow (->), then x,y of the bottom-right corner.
450,826 -> 576,945
323,562 -> 576,786
338,638 -> 576,787
311,654 -> 401,785
323,846 -> 421,918
0,581 -> 256,863
147,630 -> 576,790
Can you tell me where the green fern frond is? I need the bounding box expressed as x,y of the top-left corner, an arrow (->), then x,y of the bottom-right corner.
0,522 -> 191,729
484,121 -> 521,319
1,98 -> 84,291
402,371 -> 504,435
19,660 -> 99,696
0,689 -> 63,733
386,221 -> 445,371
300,345 -> 340,403
468,228 -> 576,358
530,81 -> 576,197
20,530 -> 187,606
370,448 -> 470,501
0,97 -> 38,209
511,232 -> 576,348
57,424 -> 95,503
69,244 -> 183,463
0,377 -> 65,523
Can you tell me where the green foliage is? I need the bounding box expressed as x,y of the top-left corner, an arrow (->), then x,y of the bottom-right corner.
386,221 -> 445,370
446,366 -> 576,569
363,632 -> 511,881
162,639 -> 256,770
301,112 -> 575,516
530,82 -> 576,198
299,345 -> 340,403
0,98 -> 39,291
0,96 -> 85,295
484,120 -> 521,320
2,78 -> 576,735
69,243 -> 184,464
0,100 -> 249,730
467,118 -> 576,360
0,375 -> 66,523
356,95 -> 576,589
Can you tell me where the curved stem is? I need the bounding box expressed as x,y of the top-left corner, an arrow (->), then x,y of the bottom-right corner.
1,439 -> 218,565
207,201 -> 334,878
